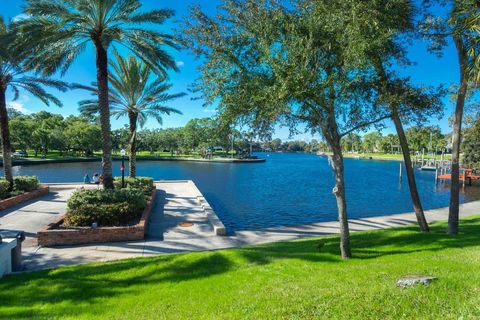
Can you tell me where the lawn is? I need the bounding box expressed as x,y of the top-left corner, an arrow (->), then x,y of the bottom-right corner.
1,217 -> 480,319
12,150 -> 237,161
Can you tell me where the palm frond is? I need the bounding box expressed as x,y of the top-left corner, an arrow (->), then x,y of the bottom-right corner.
128,9 -> 174,24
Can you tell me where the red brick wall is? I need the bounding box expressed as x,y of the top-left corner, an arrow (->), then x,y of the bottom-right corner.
0,186 -> 49,211
38,188 -> 156,247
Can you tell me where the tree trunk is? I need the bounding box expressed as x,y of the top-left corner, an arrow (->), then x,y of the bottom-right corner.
325,129 -> 352,259
0,86 -> 13,189
128,111 -> 137,178
392,111 -> 429,232
448,34 -> 468,235
94,41 -> 114,189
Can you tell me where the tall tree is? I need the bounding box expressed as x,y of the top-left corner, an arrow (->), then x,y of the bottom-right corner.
183,0 -> 402,259
77,54 -> 184,177
18,0 -> 179,188
0,17 -> 67,188
419,0 -> 480,234
361,0 -> 444,233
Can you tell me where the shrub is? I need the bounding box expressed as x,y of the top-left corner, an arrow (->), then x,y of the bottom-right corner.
113,177 -> 154,195
64,202 -> 132,227
13,176 -> 39,192
0,179 -> 10,199
65,188 -> 147,227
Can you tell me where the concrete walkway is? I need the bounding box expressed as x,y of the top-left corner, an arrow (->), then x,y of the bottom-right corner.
0,181 -> 478,272
148,181 -> 215,240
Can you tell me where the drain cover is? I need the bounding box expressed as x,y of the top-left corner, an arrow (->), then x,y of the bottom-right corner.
179,222 -> 194,228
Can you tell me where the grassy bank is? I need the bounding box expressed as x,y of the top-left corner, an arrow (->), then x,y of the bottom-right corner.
9,150 -> 237,161
1,217 -> 480,319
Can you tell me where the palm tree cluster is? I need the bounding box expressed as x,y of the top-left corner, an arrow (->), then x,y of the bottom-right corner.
0,0 -> 184,189
75,52 -> 184,177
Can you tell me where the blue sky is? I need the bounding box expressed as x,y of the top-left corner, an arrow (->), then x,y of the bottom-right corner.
2,0 -> 460,140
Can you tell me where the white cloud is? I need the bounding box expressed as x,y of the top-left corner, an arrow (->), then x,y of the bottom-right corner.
203,107 -> 216,113
12,14 -> 31,22
175,61 -> 185,67
7,96 -> 32,114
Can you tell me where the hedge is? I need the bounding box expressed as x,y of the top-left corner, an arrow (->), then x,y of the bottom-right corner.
113,176 -> 154,195
0,176 -> 40,200
65,188 -> 147,227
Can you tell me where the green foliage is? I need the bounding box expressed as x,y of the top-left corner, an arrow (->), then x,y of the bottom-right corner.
64,202 -> 133,227
18,0 -> 178,77
0,176 -> 39,199
114,177 -> 154,195
462,121 -> 480,169
405,125 -> 446,152
10,112 -> 102,157
77,53 -> 184,130
362,132 -> 384,153
66,188 -> 147,227
13,176 -> 39,192
63,117 -> 102,156
0,179 -> 10,199
0,18 -> 69,108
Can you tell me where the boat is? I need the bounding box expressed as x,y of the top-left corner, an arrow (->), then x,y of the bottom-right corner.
420,165 -> 437,171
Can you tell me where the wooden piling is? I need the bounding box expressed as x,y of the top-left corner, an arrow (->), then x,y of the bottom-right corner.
399,162 -> 403,181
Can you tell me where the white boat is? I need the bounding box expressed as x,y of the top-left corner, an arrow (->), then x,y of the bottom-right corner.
420,165 -> 437,171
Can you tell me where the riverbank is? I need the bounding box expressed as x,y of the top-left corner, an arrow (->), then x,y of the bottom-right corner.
319,152 -> 453,162
1,155 -> 265,167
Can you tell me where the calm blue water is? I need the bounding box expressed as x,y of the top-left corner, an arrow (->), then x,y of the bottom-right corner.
10,152 -> 480,231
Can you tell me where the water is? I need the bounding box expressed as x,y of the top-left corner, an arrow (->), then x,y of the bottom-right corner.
10,152 -> 480,232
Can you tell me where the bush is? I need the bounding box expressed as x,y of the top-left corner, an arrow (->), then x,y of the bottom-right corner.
13,176 -> 39,192
64,202 -> 132,227
65,188 -> 147,227
0,179 -> 10,200
113,177 -> 154,195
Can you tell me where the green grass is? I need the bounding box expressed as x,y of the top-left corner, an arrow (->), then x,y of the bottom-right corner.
1,218 -> 480,319
12,150 -> 237,161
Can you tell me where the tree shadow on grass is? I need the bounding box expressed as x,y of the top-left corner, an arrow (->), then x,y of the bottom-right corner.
1,217 -> 479,319
235,217 -> 480,264
0,252 -> 233,319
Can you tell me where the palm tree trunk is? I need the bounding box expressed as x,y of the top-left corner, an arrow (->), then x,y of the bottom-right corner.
94,41 -> 114,189
128,112 -> 137,178
448,34 -> 468,235
0,86 -> 13,189
392,111 -> 429,232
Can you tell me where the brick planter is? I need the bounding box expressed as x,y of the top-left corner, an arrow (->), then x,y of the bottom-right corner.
38,188 -> 157,247
0,186 -> 49,211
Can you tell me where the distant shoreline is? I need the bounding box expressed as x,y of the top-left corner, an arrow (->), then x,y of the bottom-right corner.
1,156 -> 266,167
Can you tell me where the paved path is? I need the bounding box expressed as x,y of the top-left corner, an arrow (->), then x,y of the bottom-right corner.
0,186 -> 74,248
0,181 -> 478,272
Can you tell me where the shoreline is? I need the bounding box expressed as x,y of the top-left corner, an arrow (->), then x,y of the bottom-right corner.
2,156 -> 266,167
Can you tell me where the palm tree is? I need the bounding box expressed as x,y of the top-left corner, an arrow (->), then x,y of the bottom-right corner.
77,53 -> 184,178
18,0 -> 178,188
0,17 -> 68,189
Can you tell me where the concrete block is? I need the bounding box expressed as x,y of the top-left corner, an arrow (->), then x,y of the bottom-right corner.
0,238 -> 17,277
